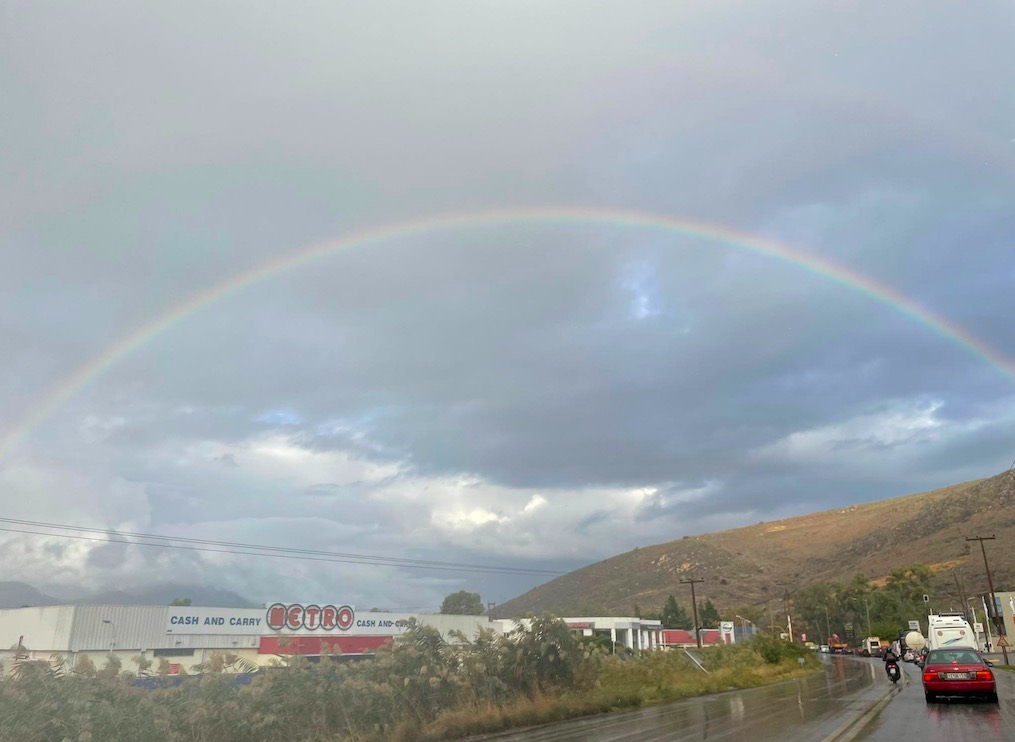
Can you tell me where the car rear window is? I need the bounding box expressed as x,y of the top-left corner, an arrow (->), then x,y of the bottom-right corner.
927,650 -> 981,664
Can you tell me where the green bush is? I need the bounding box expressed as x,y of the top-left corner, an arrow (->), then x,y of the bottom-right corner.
0,622 -> 815,742
749,634 -> 805,664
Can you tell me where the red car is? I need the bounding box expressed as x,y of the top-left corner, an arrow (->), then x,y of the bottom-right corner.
921,647 -> 998,703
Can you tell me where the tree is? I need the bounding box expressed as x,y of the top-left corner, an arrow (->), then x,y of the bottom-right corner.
72,653 -> 97,677
169,598 -> 192,606
660,595 -> 692,629
98,654 -> 121,680
793,582 -> 844,641
698,599 -> 721,627
132,654 -> 153,677
440,591 -> 484,615
729,605 -> 764,626
884,565 -> 932,606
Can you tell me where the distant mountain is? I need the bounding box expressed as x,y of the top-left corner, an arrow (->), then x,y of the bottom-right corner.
0,582 -> 60,609
493,470 -> 1015,618
73,584 -> 257,608
0,582 -> 256,609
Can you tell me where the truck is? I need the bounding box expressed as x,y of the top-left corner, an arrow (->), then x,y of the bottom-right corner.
926,612 -> 976,651
827,633 -> 850,654
861,637 -> 882,657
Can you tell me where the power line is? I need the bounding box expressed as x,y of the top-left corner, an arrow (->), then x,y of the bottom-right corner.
0,519 -> 566,577
0,524 -> 563,576
0,516 -> 561,574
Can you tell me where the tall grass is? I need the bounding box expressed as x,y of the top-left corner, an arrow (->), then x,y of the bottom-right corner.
0,620 -> 816,742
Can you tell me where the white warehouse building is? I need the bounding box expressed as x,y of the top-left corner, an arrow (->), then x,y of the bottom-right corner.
492,617 -> 663,652
0,602 -> 495,677
0,603 -> 663,677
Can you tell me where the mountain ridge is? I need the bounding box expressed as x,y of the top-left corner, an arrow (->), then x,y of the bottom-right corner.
0,582 -> 256,609
494,470 -> 1015,618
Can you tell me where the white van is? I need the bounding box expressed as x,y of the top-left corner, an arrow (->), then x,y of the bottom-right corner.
926,613 -> 976,651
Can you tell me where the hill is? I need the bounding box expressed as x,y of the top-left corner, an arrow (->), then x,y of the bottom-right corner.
0,582 -> 255,609
0,582 -> 60,609
493,470 -> 1015,618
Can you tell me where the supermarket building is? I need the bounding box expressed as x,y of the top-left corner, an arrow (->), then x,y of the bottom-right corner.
0,603 -> 664,676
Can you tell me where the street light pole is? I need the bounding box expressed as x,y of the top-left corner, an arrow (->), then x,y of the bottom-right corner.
102,618 -> 117,654
846,597 -> 870,639
768,598 -> 783,633
982,597 -> 995,653
968,598 -> 987,651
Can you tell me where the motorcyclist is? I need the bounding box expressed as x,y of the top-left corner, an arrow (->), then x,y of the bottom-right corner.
883,644 -> 900,681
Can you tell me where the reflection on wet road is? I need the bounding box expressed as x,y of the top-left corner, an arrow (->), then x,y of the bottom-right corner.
479,656 -> 885,741
861,661 -> 1015,741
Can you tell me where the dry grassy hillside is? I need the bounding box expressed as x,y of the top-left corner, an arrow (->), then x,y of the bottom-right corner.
494,470 -> 1015,618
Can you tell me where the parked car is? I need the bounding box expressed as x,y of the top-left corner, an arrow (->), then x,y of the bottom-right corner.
819,645 -> 830,653
922,648 -> 998,703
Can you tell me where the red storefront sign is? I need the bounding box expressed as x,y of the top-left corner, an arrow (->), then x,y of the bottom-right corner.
258,635 -> 392,656
265,603 -> 355,631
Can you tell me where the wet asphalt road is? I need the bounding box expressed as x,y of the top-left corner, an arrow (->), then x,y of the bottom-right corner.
475,656 -> 886,741
861,659 -> 1015,741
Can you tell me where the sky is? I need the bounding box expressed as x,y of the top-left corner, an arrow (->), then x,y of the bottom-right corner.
1,0 -> 1014,611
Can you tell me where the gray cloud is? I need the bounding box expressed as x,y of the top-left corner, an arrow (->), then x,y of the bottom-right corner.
1,0 -> 1014,608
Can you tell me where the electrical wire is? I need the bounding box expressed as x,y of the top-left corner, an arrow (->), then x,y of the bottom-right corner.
0,520 -> 567,576
0,516 -> 561,574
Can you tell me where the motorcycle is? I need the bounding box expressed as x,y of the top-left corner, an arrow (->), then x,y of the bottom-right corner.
886,659 -> 901,684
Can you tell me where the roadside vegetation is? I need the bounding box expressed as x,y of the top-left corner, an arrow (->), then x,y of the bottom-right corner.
791,564 -> 941,640
0,619 -> 816,742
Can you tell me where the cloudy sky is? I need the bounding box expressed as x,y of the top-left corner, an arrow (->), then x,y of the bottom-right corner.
2,0 -> 1014,611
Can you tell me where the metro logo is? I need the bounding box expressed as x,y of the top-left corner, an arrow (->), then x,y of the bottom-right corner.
267,603 -> 286,630
337,606 -> 354,630
266,602 -> 354,632
304,605 -> 321,630
321,605 -> 337,630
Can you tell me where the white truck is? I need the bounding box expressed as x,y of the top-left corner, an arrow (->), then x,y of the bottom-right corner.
862,637 -> 882,657
926,612 -> 976,651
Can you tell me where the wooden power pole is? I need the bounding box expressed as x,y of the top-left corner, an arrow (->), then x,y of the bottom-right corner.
967,535 -> 1008,665
680,577 -> 706,648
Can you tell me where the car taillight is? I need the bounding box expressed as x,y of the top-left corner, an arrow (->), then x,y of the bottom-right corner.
976,671 -> 992,680
923,673 -> 935,682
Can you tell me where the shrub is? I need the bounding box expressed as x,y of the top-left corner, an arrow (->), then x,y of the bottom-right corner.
750,634 -> 805,664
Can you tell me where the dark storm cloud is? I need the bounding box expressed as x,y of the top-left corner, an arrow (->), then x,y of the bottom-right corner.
1,0 -> 1014,607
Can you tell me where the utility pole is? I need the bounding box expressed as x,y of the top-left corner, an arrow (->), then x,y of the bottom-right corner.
967,535 -> 1008,665
680,577 -> 706,648
953,570 -> 969,617
785,591 -> 794,642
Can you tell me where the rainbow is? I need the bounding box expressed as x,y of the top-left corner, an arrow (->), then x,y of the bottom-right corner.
2,206 -> 1013,458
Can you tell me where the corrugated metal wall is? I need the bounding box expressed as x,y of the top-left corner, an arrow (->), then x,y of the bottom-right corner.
68,606 -> 260,652
0,606 -> 76,652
